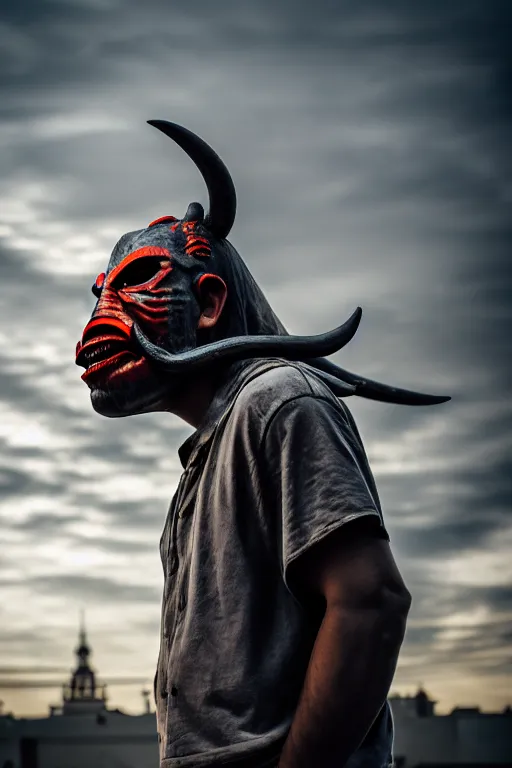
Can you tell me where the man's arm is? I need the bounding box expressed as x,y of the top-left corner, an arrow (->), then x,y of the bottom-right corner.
278,518 -> 412,768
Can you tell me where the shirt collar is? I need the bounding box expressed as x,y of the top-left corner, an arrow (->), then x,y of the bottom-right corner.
177,358 -> 269,469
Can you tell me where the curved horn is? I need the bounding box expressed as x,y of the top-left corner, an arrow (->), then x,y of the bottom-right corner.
147,120 -> 236,239
299,364 -> 357,397
183,201 -> 204,222
309,356 -> 450,406
132,308 -> 362,373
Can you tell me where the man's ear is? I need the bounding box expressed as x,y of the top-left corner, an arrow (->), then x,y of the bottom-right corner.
195,274 -> 228,330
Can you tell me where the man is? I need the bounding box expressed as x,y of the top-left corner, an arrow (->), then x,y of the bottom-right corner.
76,121 -> 449,767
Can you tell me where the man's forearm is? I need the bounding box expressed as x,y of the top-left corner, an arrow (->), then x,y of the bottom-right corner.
278,596 -> 409,768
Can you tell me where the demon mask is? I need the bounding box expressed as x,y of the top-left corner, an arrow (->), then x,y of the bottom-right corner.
76,120 -> 449,417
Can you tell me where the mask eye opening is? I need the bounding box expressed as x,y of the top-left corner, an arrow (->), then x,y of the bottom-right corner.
111,256 -> 164,290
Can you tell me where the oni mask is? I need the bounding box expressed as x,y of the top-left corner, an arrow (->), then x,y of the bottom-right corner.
76,120 -> 449,418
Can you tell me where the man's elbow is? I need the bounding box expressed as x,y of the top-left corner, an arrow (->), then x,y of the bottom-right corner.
351,579 -> 412,637
384,579 -> 412,615
377,582 -> 412,646
326,579 -> 411,624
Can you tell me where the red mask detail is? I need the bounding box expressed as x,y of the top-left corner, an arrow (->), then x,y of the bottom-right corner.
147,215 -> 178,227
76,246 -> 173,386
195,272 -> 227,294
176,221 -> 212,259
95,272 -> 106,290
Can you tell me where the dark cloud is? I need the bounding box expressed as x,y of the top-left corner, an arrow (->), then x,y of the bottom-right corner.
68,535 -> 156,555
12,511 -> 82,532
0,666 -> 70,674
23,574 -> 160,603
87,498 -> 170,529
403,618 -> 512,679
0,467 -> 61,500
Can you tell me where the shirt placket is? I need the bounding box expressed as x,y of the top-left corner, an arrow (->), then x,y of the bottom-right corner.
164,458 -> 204,716
163,467 -> 192,629
155,466 -> 193,712
167,470 -> 190,581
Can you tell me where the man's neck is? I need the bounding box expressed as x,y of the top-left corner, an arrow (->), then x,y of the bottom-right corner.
167,372 -> 220,429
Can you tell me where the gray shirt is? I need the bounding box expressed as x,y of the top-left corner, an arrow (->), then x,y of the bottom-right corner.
155,358 -> 395,767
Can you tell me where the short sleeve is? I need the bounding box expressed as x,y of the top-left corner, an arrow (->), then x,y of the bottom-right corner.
262,395 -> 389,590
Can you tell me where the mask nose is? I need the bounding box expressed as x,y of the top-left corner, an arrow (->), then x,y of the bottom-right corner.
81,317 -> 132,345
76,284 -> 134,364
75,316 -> 132,368
91,281 -> 128,321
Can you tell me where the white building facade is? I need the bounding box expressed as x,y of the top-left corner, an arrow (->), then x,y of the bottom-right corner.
389,689 -> 512,767
0,621 -> 158,768
1,637 -> 511,768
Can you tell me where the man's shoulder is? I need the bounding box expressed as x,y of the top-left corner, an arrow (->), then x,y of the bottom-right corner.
229,359 -> 345,428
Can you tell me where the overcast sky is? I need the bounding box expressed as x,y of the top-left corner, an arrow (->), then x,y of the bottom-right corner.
0,0 -> 510,717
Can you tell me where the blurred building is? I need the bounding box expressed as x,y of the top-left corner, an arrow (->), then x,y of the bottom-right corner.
389,687 -> 512,767
0,632 -> 511,768
0,621 -> 158,768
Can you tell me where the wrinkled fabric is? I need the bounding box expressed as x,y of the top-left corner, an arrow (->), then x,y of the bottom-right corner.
155,358 -> 394,768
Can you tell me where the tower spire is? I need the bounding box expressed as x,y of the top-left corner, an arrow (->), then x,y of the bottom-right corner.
61,614 -> 107,715
76,609 -> 91,666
